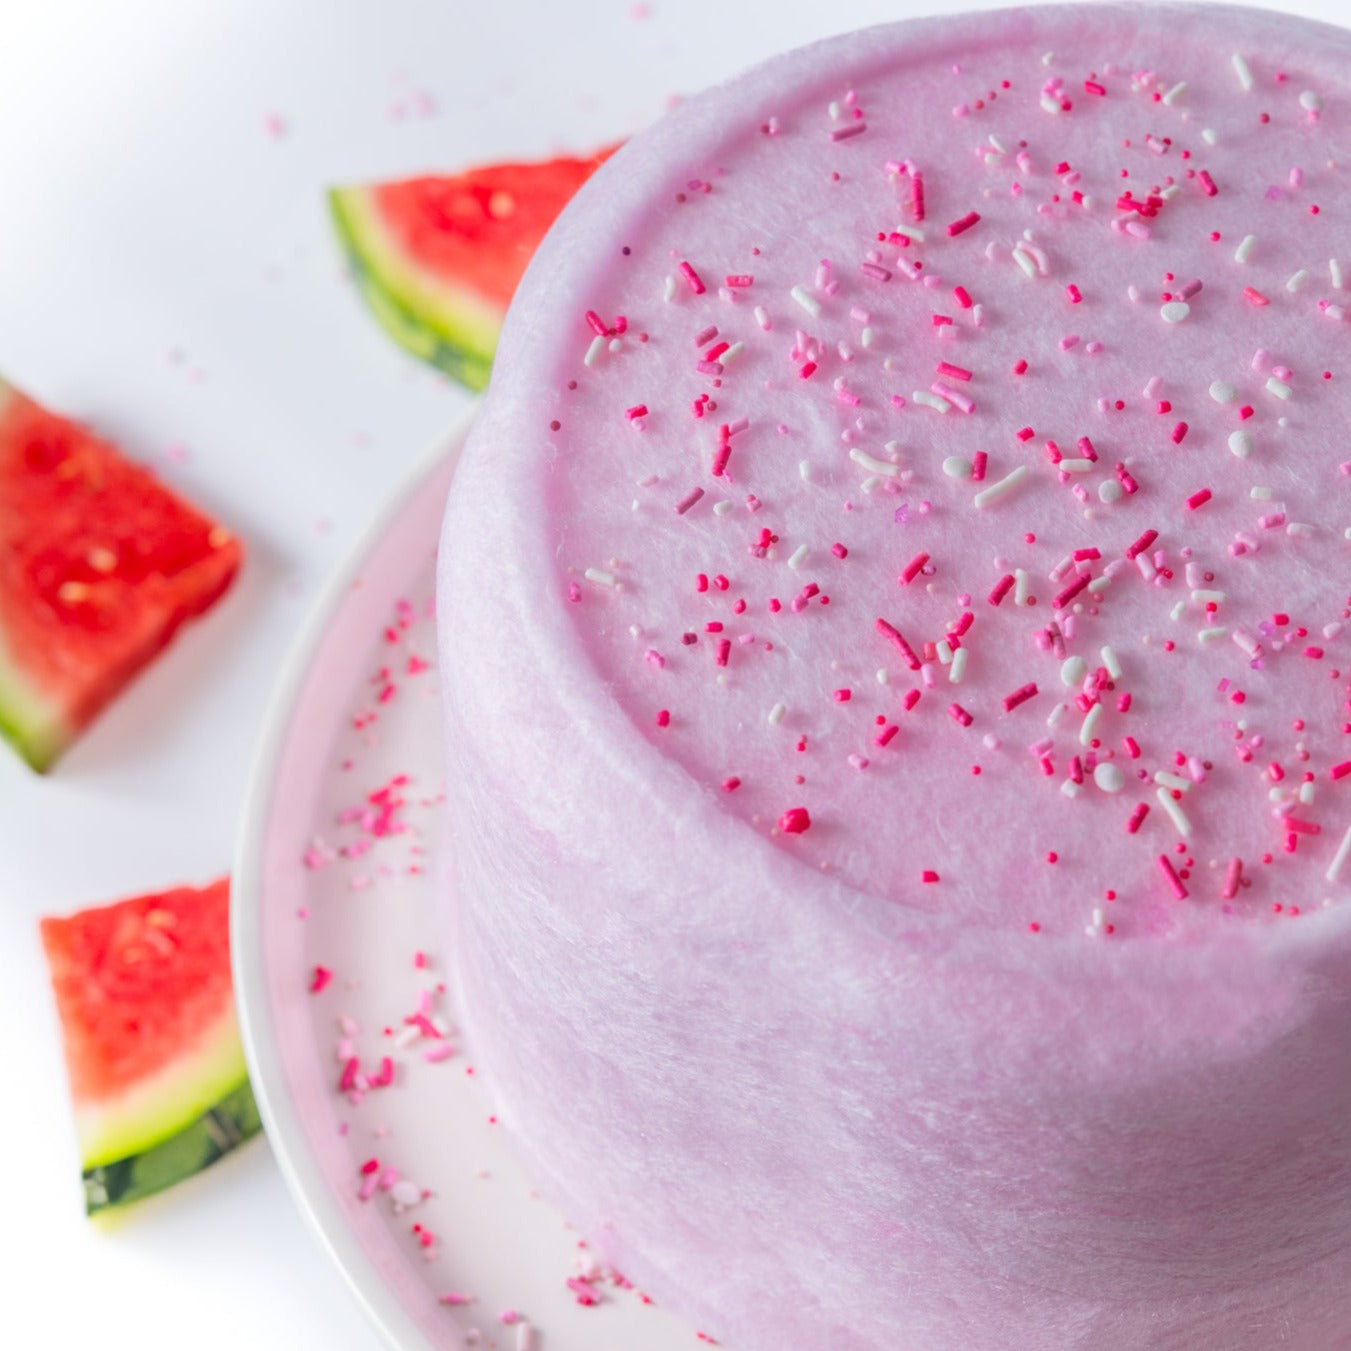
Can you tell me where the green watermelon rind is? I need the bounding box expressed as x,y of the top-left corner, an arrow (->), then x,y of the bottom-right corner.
329,185 -> 501,392
74,1001 -> 253,1173
85,1078 -> 261,1219
0,637 -> 64,771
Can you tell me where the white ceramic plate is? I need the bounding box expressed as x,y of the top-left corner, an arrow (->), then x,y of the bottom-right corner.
232,421 -> 700,1351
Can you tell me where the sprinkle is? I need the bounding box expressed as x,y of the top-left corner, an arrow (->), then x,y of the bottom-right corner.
849,447 -> 900,476
973,465 -> 1029,509
1231,53 -> 1255,91
768,702 -> 786,726
949,647 -> 969,684
830,121 -> 867,142
900,552 -> 929,584
779,806 -> 811,834
988,573 -> 1015,606
1079,701 -> 1102,746
1186,488 -> 1213,511
948,702 -> 974,727
1331,761 -> 1351,782
679,261 -> 706,294
584,335 -> 606,366
674,487 -> 704,515
1265,376 -> 1292,399
1003,682 -> 1038,712
1234,234 -> 1258,264
1229,430 -> 1254,458
1157,854 -> 1189,900
947,211 -> 981,237
790,284 -> 822,318
1160,301 -> 1190,324
913,390 -> 952,413
875,722 -> 900,746
584,567 -> 616,587
1125,529 -> 1158,560
1127,802 -> 1150,833
1156,786 -> 1193,836
876,618 -> 922,670
1053,573 -> 1090,610
1198,169 -> 1218,197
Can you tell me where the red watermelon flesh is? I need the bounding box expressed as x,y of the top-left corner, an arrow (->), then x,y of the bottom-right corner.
0,377 -> 242,770
40,877 -> 260,1216
330,146 -> 616,390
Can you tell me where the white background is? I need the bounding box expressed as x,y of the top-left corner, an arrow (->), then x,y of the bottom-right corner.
0,1 -> 1338,1347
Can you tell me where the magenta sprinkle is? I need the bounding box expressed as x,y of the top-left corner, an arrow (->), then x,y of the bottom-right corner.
584,309 -> 609,335
1084,79 -> 1106,95
725,274 -> 754,287
953,285 -> 973,309
1186,488 -> 1213,511
875,723 -> 899,747
936,360 -> 973,382
712,442 -> 731,477
1003,683 -> 1039,712
310,965 -> 333,994
656,709 -> 671,728
876,617 -> 922,670
1198,169 -> 1218,196
1066,283 -> 1083,303
947,210 -> 981,237
900,552 -> 929,584
679,260 -> 706,294
721,776 -> 741,792
1331,761 -> 1351,781
902,688 -> 922,712
779,806 -> 811,834
972,451 -> 988,481
715,639 -> 731,667
1222,857 -> 1243,900
1157,854 -> 1189,900
1243,286 -> 1270,306
988,573 -> 1015,606
1171,421 -> 1189,444
921,869 -> 940,883
1125,529 -> 1158,559
1052,573 -> 1091,610
1127,802 -> 1150,833
948,703 -> 974,728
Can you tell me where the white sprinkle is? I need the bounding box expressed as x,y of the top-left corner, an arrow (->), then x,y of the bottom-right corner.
1192,589 -> 1227,604
1160,301 -> 1190,324
1234,234 -> 1258,264
1229,430 -> 1255,458
942,456 -> 972,478
1233,629 -> 1261,656
849,448 -> 899,476
949,646 -> 969,684
787,543 -> 810,569
798,460 -> 812,483
713,500 -> 733,516
1088,575 -> 1112,595
1209,380 -> 1238,403
1101,646 -> 1122,679
1014,568 -> 1030,606
1079,702 -> 1103,747
1300,90 -> 1324,113
1156,786 -> 1193,836
1040,92 -> 1063,115
790,284 -> 822,318
1061,655 -> 1087,686
1012,245 -> 1039,278
1058,458 -> 1094,474
722,341 -> 745,363
1266,376 -> 1293,400
860,326 -> 875,347
1231,53 -> 1255,92
1300,780 -> 1317,807
1201,127 -> 1218,145
1063,780 -> 1082,800
893,224 -> 926,244
768,702 -> 786,726
1250,486 -> 1273,500
936,639 -> 953,665
1162,80 -> 1188,106
753,305 -> 771,330
516,1323 -> 535,1351
913,390 -> 952,413
1287,521 -> 1315,538
584,567 -> 616,587
1094,762 -> 1125,793
1287,269 -> 1311,293
584,335 -> 606,366
1047,701 -> 1067,730
973,465 -> 1029,509
663,274 -> 677,303
876,668 -> 889,685
1328,824 -> 1351,884
1098,479 -> 1124,504
1155,771 -> 1191,792
1332,259 -> 1346,290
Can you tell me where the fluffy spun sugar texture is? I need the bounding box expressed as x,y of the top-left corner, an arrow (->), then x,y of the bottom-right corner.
439,7 -> 1351,1348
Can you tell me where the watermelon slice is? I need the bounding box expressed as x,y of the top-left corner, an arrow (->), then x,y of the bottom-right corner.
330,146 -> 615,389
39,877 -> 261,1218
0,376 -> 242,771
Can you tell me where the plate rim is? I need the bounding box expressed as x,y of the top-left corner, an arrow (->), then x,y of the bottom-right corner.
231,412 -> 474,1351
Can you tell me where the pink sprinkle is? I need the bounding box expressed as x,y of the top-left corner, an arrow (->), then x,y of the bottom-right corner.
936,360 -> 972,382
798,361 -> 818,379
988,573 -> 1015,606
677,261 -> 709,295
310,965 -> 333,994
1123,736 -> 1141,759
1171,421 -> 1189,444
902,688 -> 922,712
1052,573 -> 1091,610
971,451 -> 988,481
715,638 -> 731,667
1084,79 -> 1106,95
830,121 -> 867,142
1305,646 -> 1325,660
921,869 -> 941,884
1222,858 -> 1243,900
675,487 -> 705,515
584,309 -> 609,335
1003,682 -> 1039,712
1198,169 -> 1218,196
1243,286 -> 1270,307
876,617 -> 922,670
711,442 -> 731,477
1186,487 -> 1213,511
1331,761 -> 1351,781
1066,283 -> 1083,304
1016,426 -> 1034,442
655,709 -> 671,727
900,552 -> 929,584
1012,359 -> 1029,375
831,541 -> 848,559
953,285 -> 973,309
340,1057 -> 361,1093
721,776 -> 741,792
947,210 -> 981,237
833,688 -> 852,702
1125,529 -> 1158,559
1127,802 -> 1149,834
439,1294 -> 473,1308
779,806 -> 811,834
1157,854 -> 1189,900
424,1043 -> 457,1064
725,274 -> 753,287
875,723 -> 899,747
948,702 -> 974,728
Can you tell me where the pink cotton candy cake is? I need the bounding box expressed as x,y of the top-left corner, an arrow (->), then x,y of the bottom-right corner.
437,6 -> 1351,1347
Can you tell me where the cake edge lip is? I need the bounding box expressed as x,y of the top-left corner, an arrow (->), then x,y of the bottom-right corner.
437,0 -> 1351,964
